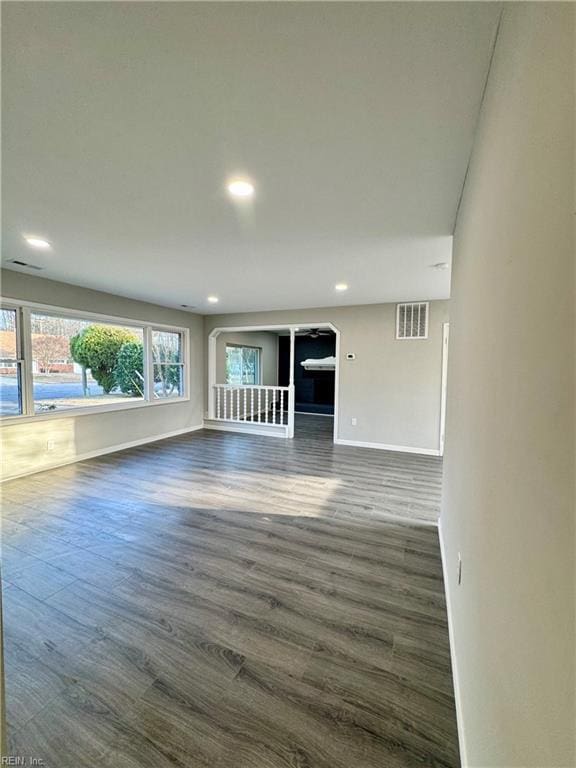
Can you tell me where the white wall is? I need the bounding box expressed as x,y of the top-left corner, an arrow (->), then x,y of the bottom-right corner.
205,300 -> 449,452
440,5 -> 575,766
215,331 -> 278,386
1,271 -> 205,480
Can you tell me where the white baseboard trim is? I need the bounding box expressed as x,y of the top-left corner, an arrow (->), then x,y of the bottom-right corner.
1,424 -> 204,482
438,518 -> 468,766
203,421 -> 288,439
334,438 -> 441,456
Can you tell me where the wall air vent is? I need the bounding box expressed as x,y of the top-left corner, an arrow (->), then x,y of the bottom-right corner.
396,302 -> 429,339
5,259 -> 43,270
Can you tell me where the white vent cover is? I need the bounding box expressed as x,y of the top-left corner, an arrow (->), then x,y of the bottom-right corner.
396,302 -> 429,339
5,259 -> 43,271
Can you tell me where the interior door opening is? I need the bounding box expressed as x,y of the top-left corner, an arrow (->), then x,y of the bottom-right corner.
208,323 -> 340,443
278,327 -> 336,439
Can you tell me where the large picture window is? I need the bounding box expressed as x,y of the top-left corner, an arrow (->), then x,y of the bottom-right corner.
31,313 -> 145,413
226,345 -> 261,385
0,302 -> 188,420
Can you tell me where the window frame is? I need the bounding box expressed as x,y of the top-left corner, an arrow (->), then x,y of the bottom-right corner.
225,343 -> 261,386
0,298 -> 189,424
150,328 -> 186,401
0,303 -> 26,417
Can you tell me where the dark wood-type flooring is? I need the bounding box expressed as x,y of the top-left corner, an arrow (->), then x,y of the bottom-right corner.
2,414 -> 459,767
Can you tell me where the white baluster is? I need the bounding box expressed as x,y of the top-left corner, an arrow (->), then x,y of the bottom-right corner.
272,389 -> 276,424
223,387 -> 227,420
243,388 -> 247,421
265,388 -> 269,423
236,388 -> 240,421
258,389 -> 261,422
251,388 -> 254,422
280,390 -> 284,424
216,386 -> 221,419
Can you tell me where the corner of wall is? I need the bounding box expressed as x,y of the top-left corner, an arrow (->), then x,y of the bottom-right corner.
437,517 -> 468,766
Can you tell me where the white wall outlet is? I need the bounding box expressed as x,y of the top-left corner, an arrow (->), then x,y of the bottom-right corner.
457,552 -> 462,585
46,440 -> 55,452
351,417 -> 357,426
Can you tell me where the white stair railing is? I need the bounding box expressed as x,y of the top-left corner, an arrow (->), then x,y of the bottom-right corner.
212,384 -> 290,426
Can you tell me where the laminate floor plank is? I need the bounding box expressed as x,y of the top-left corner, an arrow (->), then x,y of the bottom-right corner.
2,414 -> 458,767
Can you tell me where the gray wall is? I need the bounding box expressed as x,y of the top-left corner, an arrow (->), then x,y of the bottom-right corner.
215,331 -> 278,386
1,271 -> 205,480
205,300 -> 449,451
440,5 -> 575,766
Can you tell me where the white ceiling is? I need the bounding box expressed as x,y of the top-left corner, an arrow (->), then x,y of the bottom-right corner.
2,2 -> 500,314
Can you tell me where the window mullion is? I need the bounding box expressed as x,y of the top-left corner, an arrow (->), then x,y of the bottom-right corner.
20,307 -> 35,416
144,326 -> 154,401
182,330 -> 188,398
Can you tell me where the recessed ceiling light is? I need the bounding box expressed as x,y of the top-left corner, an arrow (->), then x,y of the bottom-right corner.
227,179 -> 255,198
431,262 -> 450,270
335,283 -> 348,292
24,235 -> 51,250
207,296 -> 219,304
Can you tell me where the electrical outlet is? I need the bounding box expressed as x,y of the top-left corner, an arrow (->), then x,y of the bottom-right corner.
46,440 -> 55,452
457,552 -> 462,585
351,417 -> 357,426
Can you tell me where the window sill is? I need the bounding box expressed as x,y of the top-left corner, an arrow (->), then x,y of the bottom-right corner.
0,396 -> 191,426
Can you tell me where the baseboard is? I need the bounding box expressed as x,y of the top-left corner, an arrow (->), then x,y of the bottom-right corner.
1,424 -> 204,482
438,518 -> 468,766
334,438 -> 441,456
203,421 -> 288,439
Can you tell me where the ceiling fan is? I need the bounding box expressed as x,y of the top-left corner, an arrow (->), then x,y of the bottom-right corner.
301,328 -> 333,339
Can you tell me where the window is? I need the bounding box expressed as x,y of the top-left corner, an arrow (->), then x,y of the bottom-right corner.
0,301 -> 188,420
0,308 -> 22,417
31,313 -> 144,413
396,302 -> 429,339
152,330 -> 184,399
226,345 -> 260,385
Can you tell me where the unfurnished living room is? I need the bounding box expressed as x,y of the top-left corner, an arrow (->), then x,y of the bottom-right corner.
0,3 -> 574,767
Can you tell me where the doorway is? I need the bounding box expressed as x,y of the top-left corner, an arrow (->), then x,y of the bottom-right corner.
208,323 -> 340,442
278,327 -> 336,438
